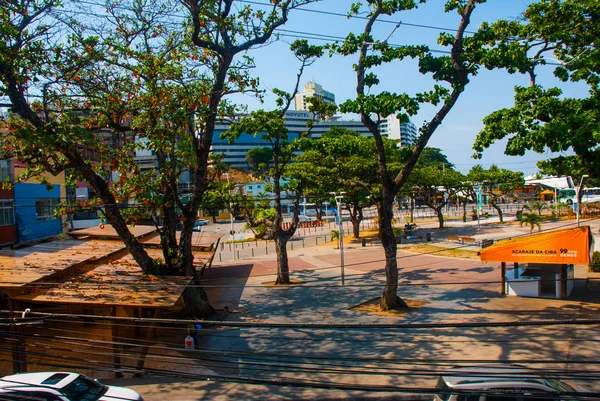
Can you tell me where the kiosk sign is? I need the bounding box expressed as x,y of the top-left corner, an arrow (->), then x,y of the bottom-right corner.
481,226 -> 590,265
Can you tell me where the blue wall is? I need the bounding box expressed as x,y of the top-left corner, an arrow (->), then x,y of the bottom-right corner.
14,183 -> 63,242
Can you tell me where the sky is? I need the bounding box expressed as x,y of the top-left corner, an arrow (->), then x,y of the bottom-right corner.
229,0 -> 586,175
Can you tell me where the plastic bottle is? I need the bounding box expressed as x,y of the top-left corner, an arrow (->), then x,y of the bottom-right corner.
184,335 -> 194,349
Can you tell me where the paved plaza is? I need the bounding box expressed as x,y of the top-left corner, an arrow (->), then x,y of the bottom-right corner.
102,216 -> 600,400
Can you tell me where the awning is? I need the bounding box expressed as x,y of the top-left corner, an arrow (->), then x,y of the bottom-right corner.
480,226 -> 592,265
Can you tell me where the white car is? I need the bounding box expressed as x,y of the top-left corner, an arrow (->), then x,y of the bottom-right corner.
0,372 -> 143,401
434,365 -> 590,401
193,219 -> 210,231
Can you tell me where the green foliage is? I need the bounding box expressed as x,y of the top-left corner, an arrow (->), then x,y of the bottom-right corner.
245,208 -> 276,240
523,201 -> 549,216
519,212 -> 542,233
473,0 -> 600,177
330,229 -> 340,243
589,251 -> 600,273
417,147 -> 455,169
245,147 -> 274,172
0,0 -> 312,281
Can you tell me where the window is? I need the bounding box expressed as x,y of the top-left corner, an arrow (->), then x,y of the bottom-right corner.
41,373 -> 69,385
61,375 -> 106,401
0,159 -> 10,182
0,199 -> 15,226
36,198 -> 60,222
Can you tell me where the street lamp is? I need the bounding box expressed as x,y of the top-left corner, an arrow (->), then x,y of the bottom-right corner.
225,172 -> 235,260
476,182 -> 483,229
330,191 -> 346,286
576,174 -> 589,226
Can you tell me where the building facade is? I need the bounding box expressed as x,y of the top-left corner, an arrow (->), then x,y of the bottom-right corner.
12,158 -> 66,243
0,159 -> 17,246
211,110 -> 376,169
379,115 -> 418,147
294,82 -> 336,111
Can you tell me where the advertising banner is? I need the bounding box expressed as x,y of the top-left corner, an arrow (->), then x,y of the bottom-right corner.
480,226 -> 591,265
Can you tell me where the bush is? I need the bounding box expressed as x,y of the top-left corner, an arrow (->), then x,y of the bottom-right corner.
516,210 -> 523,221
590,251 -> 600,273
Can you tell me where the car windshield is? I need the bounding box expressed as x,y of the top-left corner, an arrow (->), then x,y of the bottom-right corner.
543,378 -> 575,393
60,375 -> 107,401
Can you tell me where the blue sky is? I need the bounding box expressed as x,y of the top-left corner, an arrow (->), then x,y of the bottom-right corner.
231,0 -> 586,175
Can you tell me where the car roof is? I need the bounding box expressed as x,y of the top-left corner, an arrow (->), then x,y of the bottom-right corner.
0,372 -> 78,388
440,365 -> 553,391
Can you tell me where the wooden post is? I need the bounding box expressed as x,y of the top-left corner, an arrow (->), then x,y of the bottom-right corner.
501,262 -> 506,295
110,307 -> 123,378
134,309 -> 160,377
513,262 -> 519,279
133,308 -> 141,337
9,300 -> 26,374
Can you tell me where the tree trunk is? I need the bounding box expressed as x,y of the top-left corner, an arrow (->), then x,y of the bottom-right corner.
102,203 -> 154,272
462,201 -> 467,222
436,206 -> 445,228
274,235 -> 291,284
182,279 -> 214,318
316,202 -> 323,221
491,202 -> 504,223
351,218 -> 361,238
378,196 -> 408,310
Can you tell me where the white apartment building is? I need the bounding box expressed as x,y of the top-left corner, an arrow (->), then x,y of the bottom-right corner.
378,115 -> 419,147
294,82 -> 336,111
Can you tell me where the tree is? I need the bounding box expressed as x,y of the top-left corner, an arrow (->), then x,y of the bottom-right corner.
466,165 -> 524,223
245,147 -> 273,172
524,201 -> 549,216
290,127 -> 397,238
0,0 -> 311,316
410,166 -> 465,229
520,212 -> 542,233
333,0 -> 508,310
418,147 -> 455,171
224,40 -> 335,285
473,0 -> 600,177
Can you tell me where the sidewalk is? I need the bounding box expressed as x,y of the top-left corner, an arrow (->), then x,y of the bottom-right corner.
106,216 -> 600,400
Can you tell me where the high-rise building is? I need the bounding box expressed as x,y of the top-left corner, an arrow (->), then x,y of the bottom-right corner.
379,115 -> 418,147
211,110 -> 373,169
294,82 -> 336,111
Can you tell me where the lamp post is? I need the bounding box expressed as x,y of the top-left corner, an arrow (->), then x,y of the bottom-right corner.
225,173 -> 235,260
576,174 -> 589,226
476,183 -> 482,229
554,184 -> 558,219
330,191 -> 346,286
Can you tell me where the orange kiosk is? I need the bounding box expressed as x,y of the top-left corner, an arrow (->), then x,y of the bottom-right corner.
480,226 -> 593,299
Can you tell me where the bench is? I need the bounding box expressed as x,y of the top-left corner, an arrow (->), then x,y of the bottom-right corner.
448,235 -> 479,245
403,223 -> 418,235
448,235 -> 461,243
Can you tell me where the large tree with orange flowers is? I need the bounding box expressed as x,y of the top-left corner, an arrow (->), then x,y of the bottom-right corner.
0,0 -> 313,317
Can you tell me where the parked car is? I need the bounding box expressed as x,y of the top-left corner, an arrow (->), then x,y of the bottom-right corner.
193,219 -> 210,231
0,372 -> 143,401
434,365 -> 589,401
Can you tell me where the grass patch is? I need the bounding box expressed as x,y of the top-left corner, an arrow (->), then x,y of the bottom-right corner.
398,244 -> 479,259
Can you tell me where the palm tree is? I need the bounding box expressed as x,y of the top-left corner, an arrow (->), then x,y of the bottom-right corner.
524,201 -> 549,216
520,212 -> 542,233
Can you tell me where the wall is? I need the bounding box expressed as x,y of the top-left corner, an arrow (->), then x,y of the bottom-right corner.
14,183 -> 63,242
